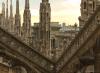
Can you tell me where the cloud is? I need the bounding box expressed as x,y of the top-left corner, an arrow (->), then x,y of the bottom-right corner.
50,0 -> 81,25
31,9 -> 39,16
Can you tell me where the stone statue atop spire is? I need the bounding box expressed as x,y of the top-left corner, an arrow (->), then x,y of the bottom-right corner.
22,0 -> 31,45
15,0 -> 21,37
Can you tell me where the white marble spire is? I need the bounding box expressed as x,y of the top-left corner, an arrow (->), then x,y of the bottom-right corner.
15,0 -> 21,36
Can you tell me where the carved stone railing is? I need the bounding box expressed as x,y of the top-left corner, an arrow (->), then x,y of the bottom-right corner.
0,27 -> 54,72
56,6 -> 100,72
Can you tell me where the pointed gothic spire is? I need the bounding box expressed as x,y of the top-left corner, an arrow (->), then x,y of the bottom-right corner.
9,0 -> 14,33
10,0 -> 13,18
6,0 -> 8,19
2,2 -> 5,16
25,0 -> 29,9
22,0 -> 31,44
16,0 -> 19,14
15,0 -> 21,36
1,2 -> 5,28
5,0 -> 9,31
39,0 -> 51,57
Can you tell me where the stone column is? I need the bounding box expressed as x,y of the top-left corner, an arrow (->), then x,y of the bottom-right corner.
94,37 -> 100,72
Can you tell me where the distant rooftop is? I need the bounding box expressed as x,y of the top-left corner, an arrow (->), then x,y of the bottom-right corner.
60,23 -> 79,32
33,22 -> 61,28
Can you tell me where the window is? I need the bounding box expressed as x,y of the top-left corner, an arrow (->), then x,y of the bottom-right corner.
84,2 -> 87,9
51,38 -> 55,48
53,38 -> 55,48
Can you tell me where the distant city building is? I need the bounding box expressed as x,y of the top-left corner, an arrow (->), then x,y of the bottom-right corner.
32,22 -> 79,59
53,23 -> 79,59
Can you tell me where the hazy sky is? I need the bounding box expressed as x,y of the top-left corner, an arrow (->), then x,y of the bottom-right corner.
0,0 -> 81,25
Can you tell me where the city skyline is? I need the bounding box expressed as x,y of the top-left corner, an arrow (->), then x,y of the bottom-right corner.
0,0 -> 81,25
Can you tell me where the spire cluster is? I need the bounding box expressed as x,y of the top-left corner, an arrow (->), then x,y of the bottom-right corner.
0,0 -> 31,44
